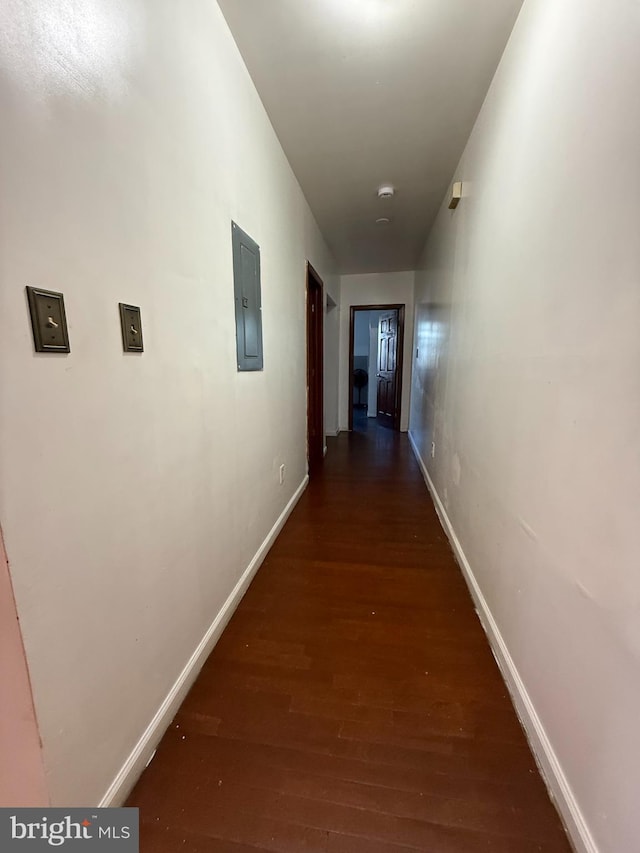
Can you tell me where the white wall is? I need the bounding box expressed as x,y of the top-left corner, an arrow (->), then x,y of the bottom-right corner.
367,312 -> 383,416
0,0 -> 336,806
409,1 -> 640,851
353,310 -> 371,357
339,272 -> 414,431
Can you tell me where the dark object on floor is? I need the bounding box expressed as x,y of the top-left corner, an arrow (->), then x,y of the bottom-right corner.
353,368 -> 368,407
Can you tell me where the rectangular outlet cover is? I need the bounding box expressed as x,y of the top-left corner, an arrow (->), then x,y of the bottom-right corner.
119,303 -> 144,352
26,286 -> 70,353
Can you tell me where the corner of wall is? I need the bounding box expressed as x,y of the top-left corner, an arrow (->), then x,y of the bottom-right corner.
408,432 -> 597,853
99,475 -> 309,807
0,527 -> 49,808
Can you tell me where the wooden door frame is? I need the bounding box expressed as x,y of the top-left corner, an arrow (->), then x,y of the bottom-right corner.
348,304 -> 405,432
306,262 -> 324,475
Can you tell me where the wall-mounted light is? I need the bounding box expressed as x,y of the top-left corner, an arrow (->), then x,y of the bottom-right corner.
448,181 -> 462,210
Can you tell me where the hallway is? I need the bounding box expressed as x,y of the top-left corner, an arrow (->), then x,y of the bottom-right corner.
127,427 -> 571,852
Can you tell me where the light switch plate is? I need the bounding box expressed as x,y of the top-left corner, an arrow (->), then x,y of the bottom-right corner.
119,303 -> 144,352
26,286 -> 70,353
448,181 -> 462,210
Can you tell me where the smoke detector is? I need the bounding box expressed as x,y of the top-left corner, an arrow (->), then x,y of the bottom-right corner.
377,185 -> 395,199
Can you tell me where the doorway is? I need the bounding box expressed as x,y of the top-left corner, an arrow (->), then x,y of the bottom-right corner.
306,263 -> 324,475
348,304 -> 405,432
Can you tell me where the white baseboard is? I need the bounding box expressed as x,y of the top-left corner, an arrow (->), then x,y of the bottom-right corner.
408,432 -> 596,853
98,475 -> 309,807
325,429 -> 340,437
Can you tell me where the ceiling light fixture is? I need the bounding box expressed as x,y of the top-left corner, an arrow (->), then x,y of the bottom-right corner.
377,185 -> 395,199
376,217 -> 391,225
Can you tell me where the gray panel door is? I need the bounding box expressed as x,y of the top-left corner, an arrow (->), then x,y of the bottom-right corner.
232,222 -> 263,371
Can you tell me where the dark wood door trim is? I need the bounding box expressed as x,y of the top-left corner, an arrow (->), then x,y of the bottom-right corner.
348,304 -> 405,432
306,262 -> 324,475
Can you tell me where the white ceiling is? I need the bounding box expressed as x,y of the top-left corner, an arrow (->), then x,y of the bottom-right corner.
217,0 -> 524,274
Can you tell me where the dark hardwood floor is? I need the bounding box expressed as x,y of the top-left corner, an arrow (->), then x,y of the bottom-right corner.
127,424 -> 572,852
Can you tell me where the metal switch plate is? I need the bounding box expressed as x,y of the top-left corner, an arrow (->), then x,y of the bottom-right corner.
26,286 -> 70,353
119,303 -> 143,352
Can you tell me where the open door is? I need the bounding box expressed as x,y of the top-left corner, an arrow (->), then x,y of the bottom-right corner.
348,304 -> 404,432
306,263 -> 324,475
376,310 -> 399,429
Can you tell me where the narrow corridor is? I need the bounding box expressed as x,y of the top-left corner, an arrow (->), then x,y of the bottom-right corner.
128,427 -> 571,852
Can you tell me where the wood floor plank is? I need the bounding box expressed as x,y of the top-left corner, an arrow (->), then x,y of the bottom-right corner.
136,730 -> 561,824
127,422 -> 572,852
